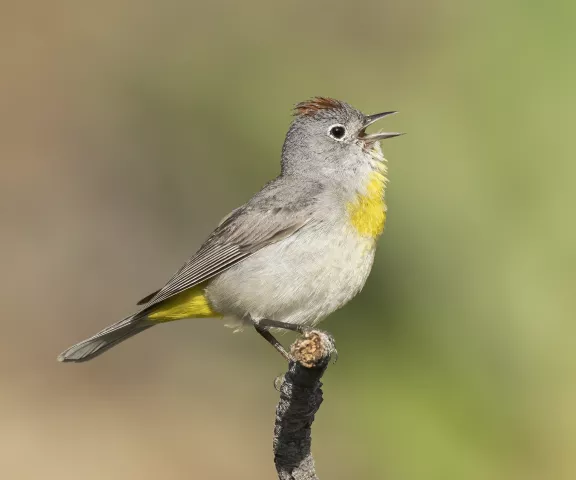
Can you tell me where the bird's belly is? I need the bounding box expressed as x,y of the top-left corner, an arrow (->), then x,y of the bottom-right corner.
205,224 -> 376,327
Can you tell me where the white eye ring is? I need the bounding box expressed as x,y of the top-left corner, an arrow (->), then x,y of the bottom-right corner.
328,124 -> 346,141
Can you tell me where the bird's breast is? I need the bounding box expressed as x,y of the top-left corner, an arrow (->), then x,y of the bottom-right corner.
346,169 -> 387,239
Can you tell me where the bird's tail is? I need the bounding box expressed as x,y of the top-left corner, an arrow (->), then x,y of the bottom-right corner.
57,315 -> 153,363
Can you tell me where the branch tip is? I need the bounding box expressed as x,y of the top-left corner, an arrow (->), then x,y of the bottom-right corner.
291,330 -> 335,368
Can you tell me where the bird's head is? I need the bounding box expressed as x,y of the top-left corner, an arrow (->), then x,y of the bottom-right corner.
281,97 -> 402,178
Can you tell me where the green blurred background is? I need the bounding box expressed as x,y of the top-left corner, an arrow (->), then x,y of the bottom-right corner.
1,1 -> 575,479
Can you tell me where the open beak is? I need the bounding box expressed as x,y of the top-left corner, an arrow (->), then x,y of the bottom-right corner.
360,111 -> 404,141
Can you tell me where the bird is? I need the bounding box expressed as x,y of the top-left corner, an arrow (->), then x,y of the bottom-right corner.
57,97 -> 402,363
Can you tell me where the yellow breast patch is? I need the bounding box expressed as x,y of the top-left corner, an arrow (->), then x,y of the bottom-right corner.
147,282 -> 219,322
347,170 -> 387,238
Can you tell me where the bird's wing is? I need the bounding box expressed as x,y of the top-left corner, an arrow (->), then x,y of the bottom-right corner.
137,203 -> 314,311
136,289 -> 160,305
136,206 -> 246,306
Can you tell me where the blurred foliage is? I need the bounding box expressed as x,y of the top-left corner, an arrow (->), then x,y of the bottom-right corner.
1,0 -> 575,479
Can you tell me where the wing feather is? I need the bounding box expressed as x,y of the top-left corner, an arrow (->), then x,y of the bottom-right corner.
138,204 -> 312,311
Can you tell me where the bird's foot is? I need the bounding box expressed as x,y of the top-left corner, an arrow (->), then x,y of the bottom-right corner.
253,319 -> 337,365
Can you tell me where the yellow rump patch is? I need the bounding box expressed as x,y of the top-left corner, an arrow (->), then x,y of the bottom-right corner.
347,170 -> 387,238
147,283 -> 219,322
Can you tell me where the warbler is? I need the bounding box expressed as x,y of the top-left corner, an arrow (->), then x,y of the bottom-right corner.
58,97 -> 402,362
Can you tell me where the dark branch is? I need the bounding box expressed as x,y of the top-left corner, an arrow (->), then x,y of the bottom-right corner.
273,330 -> 336,480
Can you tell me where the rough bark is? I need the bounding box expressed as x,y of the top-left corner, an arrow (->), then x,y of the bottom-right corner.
273,330 -> 336,480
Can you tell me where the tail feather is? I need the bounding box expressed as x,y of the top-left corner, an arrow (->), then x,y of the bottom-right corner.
57,315 -> 153,363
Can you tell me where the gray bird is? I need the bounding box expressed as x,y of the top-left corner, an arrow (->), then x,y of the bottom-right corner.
58,97 -> 402,362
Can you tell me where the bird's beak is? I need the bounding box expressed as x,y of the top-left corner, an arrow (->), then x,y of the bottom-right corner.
360,111 -> 404,141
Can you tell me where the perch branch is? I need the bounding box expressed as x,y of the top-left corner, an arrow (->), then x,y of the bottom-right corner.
273,330 -> 336,480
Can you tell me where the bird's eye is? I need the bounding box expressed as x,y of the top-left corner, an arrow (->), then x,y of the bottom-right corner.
328,125 -> 346,140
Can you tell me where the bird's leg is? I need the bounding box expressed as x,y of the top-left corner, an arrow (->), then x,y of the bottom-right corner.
256,318 -> 308,334
254,325 -> 291,361
257,318 -> 339,364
